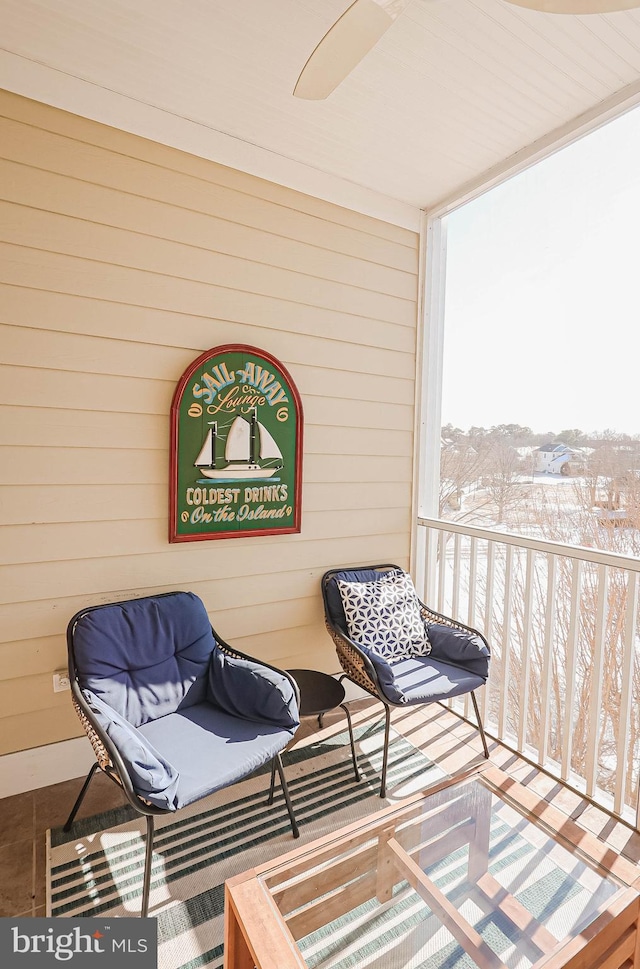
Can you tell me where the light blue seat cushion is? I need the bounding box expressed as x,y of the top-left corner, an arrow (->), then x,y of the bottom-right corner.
138,704 -> 295,809
367,623 -> 489,704
370,654 -> 486,706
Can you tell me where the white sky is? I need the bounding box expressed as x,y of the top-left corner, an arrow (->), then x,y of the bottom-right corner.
441,104 -> 640,437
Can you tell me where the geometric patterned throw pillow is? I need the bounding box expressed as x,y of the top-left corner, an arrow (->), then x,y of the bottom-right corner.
336,569 -> 431,663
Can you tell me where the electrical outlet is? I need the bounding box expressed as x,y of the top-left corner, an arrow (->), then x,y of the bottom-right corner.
53,670 -> 70,692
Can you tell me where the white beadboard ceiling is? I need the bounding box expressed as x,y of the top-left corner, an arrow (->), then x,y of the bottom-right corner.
2,0 -> 640,218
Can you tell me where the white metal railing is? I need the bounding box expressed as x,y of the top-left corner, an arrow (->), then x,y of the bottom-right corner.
416,516 -> 640,828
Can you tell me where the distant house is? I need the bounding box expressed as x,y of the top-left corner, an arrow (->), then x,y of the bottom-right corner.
534,443 -> 583,475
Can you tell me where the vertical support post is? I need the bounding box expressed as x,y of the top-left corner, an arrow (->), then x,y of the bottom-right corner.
424,525 -> 438,605
412,211 -> 448,598
415,522 -> 427,600
415,215 -> 448,525
411,213 -> 447,580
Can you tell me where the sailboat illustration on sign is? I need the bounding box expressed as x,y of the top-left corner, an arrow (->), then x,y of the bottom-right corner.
194,409 -> 283,480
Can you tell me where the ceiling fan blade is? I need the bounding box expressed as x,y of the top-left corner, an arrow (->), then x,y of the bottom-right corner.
294,0 -> 410,100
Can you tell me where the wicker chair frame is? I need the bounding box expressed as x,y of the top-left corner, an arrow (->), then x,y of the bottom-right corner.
64,591 -> 300,917
321,564 -> 490,797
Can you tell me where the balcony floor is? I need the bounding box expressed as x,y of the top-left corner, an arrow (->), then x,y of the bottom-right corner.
2,697 -> 640,919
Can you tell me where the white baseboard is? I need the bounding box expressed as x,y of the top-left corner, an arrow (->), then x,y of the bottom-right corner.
0,736 -> 95,799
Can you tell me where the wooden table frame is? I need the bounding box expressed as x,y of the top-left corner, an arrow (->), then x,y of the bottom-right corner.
224,765 -> 640,969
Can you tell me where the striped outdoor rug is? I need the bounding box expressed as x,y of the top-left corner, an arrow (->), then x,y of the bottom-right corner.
47,712 -> 444,969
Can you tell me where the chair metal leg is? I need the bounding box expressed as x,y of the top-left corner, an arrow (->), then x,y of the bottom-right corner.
471,691 -> 490,759
272,753 -> 299,838
379,704 -> 392,798
267,759 -> 277,805
141,815 -> 154,918
340,702 -> 362,782
63,762 -> 99,832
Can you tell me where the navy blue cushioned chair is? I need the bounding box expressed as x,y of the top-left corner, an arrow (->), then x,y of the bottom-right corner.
63,591 -> 300,917
321,564 -> 490,797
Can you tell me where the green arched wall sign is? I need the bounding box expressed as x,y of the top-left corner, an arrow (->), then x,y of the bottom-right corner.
169,345 -> 303,542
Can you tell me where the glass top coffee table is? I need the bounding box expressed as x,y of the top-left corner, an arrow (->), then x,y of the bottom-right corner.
225,765 -> 640,969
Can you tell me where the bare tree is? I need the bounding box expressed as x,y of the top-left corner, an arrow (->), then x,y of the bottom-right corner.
439,443 -> 483,516
479,441 -> 528,523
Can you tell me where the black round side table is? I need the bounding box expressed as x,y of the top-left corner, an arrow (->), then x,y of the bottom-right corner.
288,668 -> 361,782
268,669 -> 361,805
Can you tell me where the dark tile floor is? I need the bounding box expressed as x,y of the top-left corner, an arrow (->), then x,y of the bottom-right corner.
0,766 -> 129,916
2,699 -> 639,918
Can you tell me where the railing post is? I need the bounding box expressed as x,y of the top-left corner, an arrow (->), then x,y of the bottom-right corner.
616,570 -> 638,816
465,536 -> 478,719
498,544 -> 513,740
452,532 -> 462,620
482,540 -> 496,724
586,565 -> 609,798
518,548 -> 535,751
561,558 -> 582,785
437,530 -> 448,615
539,554 -> 557,767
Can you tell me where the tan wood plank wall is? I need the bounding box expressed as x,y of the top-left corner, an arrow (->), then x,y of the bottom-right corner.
0,90 -> 420,756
